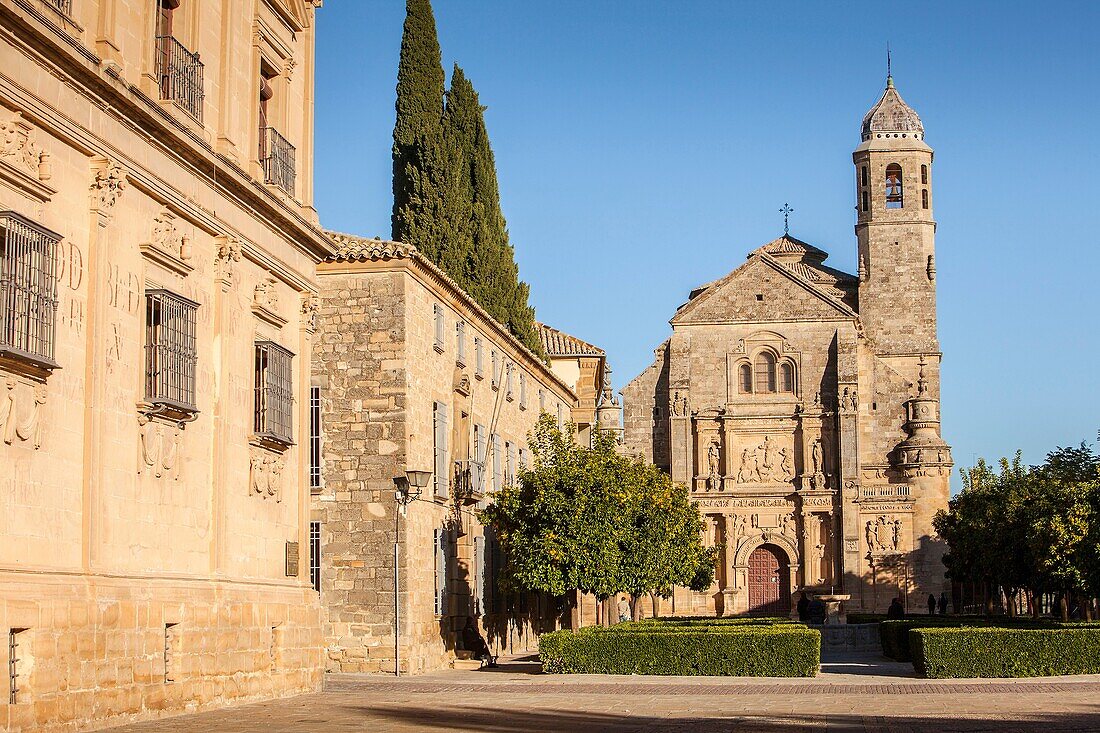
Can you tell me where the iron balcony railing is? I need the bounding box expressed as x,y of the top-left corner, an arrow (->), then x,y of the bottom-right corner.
45,0 -> 73,16
260,127 -> 296,196
156,35 -> 204,122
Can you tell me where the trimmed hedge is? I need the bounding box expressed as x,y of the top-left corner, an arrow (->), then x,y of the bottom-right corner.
539,625 -> 820,677
627,617 -> 796,628
912,627 -> 1100,678
880,617 -> 1058,662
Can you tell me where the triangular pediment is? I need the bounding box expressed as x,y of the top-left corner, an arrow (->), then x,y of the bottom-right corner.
262,0 -> 313,31
672,254 -> 857,325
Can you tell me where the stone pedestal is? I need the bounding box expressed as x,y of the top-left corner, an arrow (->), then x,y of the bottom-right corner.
816,593 -> 851,625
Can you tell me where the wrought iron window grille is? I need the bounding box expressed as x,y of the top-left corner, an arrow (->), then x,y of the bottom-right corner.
144,289 -> 199,418
254,341 -> 294,447
0,211 -> 61,375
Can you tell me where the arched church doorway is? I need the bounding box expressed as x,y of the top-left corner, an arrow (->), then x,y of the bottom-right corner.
747,544 -> 791,615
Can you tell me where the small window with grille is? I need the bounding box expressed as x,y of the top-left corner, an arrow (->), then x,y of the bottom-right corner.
145,289 -> 199,413
0,211 -> 62,373
254,341 -> 294,445
309,385 -> 322,490
309,521 -> 321,592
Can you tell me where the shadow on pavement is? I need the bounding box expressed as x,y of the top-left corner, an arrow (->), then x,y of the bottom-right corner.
355,705 -> 1100,733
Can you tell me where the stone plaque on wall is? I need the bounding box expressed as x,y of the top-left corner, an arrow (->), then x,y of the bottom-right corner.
286,541 -> 300,577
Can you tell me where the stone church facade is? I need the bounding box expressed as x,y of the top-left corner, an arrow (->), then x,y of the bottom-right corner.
623,77 -> 952,617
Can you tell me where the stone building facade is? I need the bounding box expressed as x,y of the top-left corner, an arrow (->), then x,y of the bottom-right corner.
1,1 -> 328,730
623,77 -> 952,617
537,322 -> 608,446
312,232 -> 580,675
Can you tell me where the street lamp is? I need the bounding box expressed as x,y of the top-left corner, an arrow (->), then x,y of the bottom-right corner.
393,469 -> 431,677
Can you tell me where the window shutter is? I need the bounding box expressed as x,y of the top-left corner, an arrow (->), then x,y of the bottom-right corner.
434,402 -> 449,498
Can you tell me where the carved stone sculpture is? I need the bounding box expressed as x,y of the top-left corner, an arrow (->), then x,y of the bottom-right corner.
1,112 -> 50,180
1,379 -> 47,449
137,414 -> 181,480
706,440 -> 720,491
91,159 -> 127,211
250,449 -> 285,501
811,439 -> 823,475
778,448 -> 794,480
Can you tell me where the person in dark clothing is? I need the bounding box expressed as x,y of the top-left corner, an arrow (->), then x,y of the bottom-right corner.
887,597 -> 905,619
928,593 -> 937,615
797,592 -> 810,622
461,617 -> 497,668
807,596 -> 827,625
938,591 -> 949,615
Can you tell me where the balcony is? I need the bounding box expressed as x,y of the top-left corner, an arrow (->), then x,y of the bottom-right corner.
156,35 -> 204,123
45,0 -> 73,16
260,127 -> 296,197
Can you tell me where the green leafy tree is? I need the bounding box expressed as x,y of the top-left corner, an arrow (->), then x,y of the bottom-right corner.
480,416 -> 715,617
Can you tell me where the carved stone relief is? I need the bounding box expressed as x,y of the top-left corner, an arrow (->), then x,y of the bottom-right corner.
300,293 -> 319,332
1,378 -> 47,449
670,390 -> 690,417
865,515 -> 902,554
137,414 -> 181,479
734,435 -> 795,484
215,236 -> 242,289
90,159 -> 127,212
250,448 -> 285,501
1,112 -> 50,180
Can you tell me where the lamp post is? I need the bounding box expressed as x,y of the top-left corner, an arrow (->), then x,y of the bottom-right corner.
393,469 -> 431,677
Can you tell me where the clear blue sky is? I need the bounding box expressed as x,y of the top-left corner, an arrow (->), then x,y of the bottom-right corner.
315,1 -> 1100,487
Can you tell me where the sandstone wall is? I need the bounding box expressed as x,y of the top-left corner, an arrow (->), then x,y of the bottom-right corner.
1,2 -> 327,730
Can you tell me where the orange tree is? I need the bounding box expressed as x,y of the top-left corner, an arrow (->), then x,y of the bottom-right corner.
479,415 -> 715,612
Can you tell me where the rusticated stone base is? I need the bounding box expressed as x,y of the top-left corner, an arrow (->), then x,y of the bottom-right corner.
1,573 -> 323,733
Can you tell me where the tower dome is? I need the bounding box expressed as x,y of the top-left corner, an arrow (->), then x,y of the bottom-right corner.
860,77 -> 924,141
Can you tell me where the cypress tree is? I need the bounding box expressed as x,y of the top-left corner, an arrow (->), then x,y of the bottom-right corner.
463,80 -> 545,359
391,0 -> 447,259
391,2 -> 545,360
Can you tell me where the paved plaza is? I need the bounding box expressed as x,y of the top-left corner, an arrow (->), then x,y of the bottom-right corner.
105,655 -> 1100,732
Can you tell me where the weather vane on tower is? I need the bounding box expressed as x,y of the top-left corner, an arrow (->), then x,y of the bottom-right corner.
779,203 -> 794,235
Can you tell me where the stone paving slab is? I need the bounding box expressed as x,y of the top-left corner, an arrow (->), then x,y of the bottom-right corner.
104,656 -> 1100,732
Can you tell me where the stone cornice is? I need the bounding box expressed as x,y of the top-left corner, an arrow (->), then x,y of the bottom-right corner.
319,231 -> 577,404
0,0 -> 336,265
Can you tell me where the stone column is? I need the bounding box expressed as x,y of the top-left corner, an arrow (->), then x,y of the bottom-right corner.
81,158 -> 126,569
669,392 -> 692,487
837,387 -> 860,595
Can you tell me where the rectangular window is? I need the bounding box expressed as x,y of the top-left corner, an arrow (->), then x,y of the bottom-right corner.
433,304 -> 444,352
557,402 -> 564,428
506,441 -> 516,486
155,0 -> 204,122
433,401 -> 449,498
8,628 -> 28,705
505,362 -> 514,401
487,531 -> 503,614
145,289 -> 199,412
492,434 -> 502,492
473,534 -> 485,615
0,212 -> 61,370
472,424 -> 486,494
309,521 -> 321,592
254,341 -> 294,444
519,447 -> 528,471
433,528 -> 448,616
490,350 -> 498,389
309,385 -> 322,490
538,388 -> 545,413
456,320 -> 466,366
519,373 -> 527,409
474,336 -> 484,378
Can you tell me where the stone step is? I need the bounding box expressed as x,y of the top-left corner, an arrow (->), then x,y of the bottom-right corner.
451,657 -> 484,671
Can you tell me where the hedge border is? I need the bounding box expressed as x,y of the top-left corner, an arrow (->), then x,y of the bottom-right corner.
539,625 -> 820,677
912,627 -> 1100,678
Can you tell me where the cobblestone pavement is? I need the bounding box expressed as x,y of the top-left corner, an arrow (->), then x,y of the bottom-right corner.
106,655 -> 1100,732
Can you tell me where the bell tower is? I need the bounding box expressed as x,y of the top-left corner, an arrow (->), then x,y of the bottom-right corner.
853,75 -> 938,356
